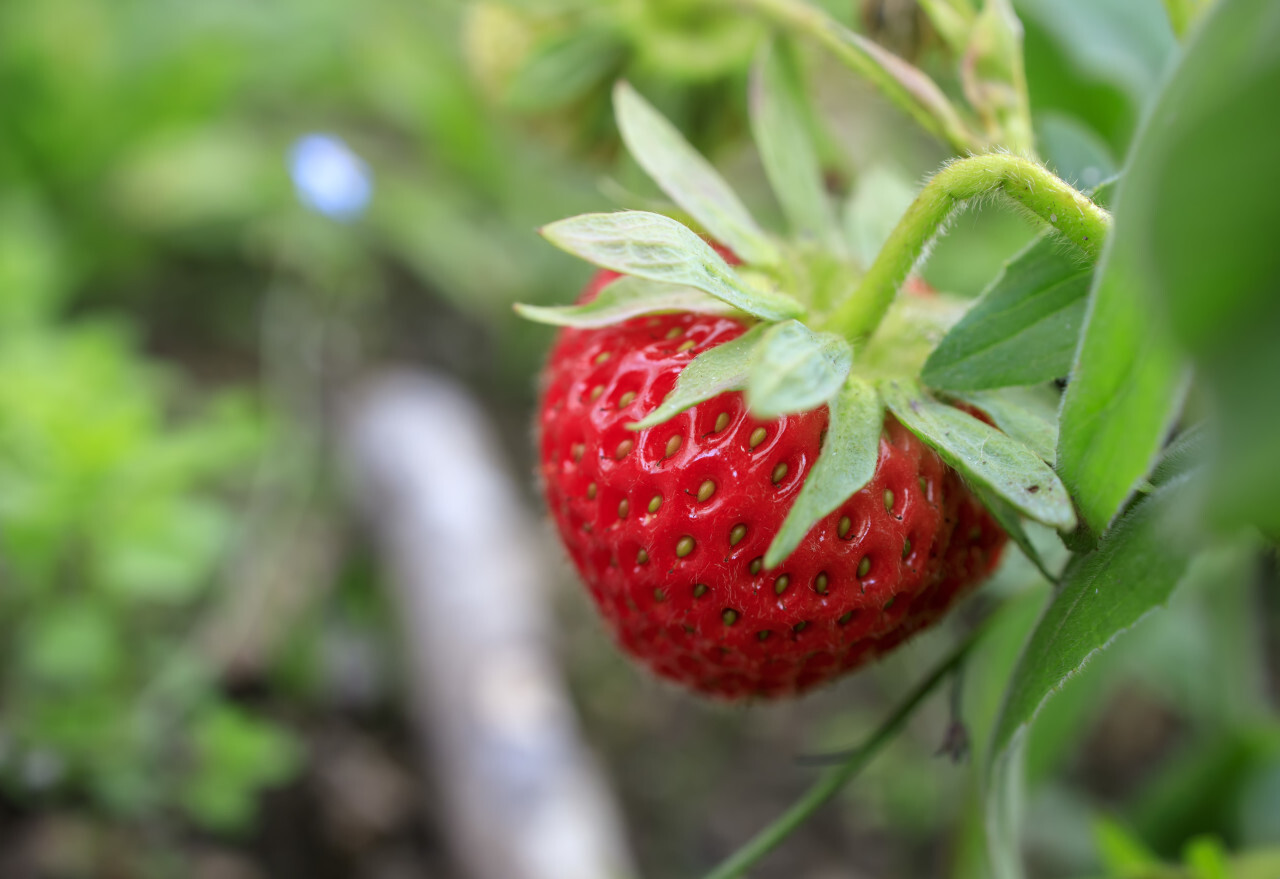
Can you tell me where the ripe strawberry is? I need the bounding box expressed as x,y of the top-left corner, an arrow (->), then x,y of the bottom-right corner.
538,271 -> 1007,699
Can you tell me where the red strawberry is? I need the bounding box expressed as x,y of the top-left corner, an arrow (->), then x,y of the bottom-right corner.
538,272 -> 1007,699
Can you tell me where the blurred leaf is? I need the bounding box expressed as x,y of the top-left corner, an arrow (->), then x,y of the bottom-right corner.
613,82 -> 779,266
1183,837 -> 1231,879
764,378 -> 882,567
630,324 -> 767,429
749,39 -> 838,248
20,603 -> 122,686
541,211 -> 804,320
181,704 -> 301,833
1036,112 -> 1118,192
843,166 -> 918,268
107,125 -> 283,228
746,320 -> 852,418
922,234 -> 1090,390
881,379 -> 1075,530
1105,0 -> 1280,534
1094,816 -> 1163,873
96,499 -> 230,603
504,25 -> 625,112
1017,0 -> 1175,153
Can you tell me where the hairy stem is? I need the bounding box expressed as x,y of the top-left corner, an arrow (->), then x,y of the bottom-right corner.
698,626 -> 986,879
823,153 -> 1112,341
734,0 -> 981,154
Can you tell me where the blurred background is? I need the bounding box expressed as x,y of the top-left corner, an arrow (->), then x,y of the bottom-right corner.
1,0 -> 1276,877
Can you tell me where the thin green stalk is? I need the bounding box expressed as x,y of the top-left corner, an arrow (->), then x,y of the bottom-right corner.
823,153 -> 1112,341
698,626 -> 987,879
734,0 -> 982,154
1162,0 -> 1204,37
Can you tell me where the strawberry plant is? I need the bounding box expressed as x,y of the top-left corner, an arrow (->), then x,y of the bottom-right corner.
517,0 -> 1280,874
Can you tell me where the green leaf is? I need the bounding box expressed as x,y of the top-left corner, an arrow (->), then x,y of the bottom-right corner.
504,26 -> 625,112
922,234 -> 1091,390
988,473 -> 1200,757
514,276 -> 738,327
1106,0 -> 1280,534
881,380 -> 1075,531
613,82 -> 779,267
971,486 -> 1058,583
985,474 -> 1201,879
749,40 -> 838,249
947,386 -> 1059,465
764,378 -> 883,567
747,320 -> 853,419
630,324 -> 767,430
541,211 -> 804,322
1056,205 -> 1189,534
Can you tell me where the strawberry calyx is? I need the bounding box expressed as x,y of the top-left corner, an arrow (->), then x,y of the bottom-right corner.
518,73 -> 1083,575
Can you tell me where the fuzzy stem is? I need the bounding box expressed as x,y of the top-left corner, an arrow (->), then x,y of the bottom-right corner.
698,626 -> 985,879
822,153 -> 1112,341
734,0 -> 982,154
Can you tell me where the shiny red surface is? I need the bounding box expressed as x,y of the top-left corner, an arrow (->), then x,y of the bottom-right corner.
537,287 -> 1005,699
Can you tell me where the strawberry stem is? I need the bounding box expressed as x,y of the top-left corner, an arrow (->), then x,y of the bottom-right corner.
698,623 -> 989,879
733,0 -> 982,154
822,154 -> 1112,342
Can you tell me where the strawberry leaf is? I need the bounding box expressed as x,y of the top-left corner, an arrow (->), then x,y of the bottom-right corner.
541,211 -> 805,321
749,39 -> 839,250
629,324 -> 768,430
614,82 -> 780,267
747,320 -> 853,419
514,276 -> 738,328
921,234 -> 1092,390
764,378 -> 883,568
1056,217 -> 1188,534
881,379 -> 1076,531
945,386 -> 1058,466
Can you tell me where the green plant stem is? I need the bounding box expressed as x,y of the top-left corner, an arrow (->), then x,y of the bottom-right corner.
1162,0 -> 1202,37
823,153 -> 1112,341
733,0 -> 981,154
698,626 -> 987,879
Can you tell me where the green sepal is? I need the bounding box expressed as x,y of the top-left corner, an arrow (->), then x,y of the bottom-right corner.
629,324 -> 767,430
514,276 -> 739,328
540,211 -> 805,322
764,378 -> 883,568
747,320 -> 853,419
613,81 -> 780,267
881,379 -> 1076,531
944,386 -> 1059,466
921,233 -> 1092,391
